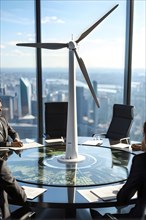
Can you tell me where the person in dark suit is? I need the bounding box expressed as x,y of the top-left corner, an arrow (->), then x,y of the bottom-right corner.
116,152 -> 146,218
90,153 -> 146,219
131,121 -> 146,152
0,99 -> 23,147
0,152 -> 27,219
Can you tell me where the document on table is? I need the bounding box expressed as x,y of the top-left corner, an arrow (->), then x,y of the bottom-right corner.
90,184 -> 124,201
0,147 -> 9,151
78,184 -> 137,202
22,186 -> 47,200
111,143 -> 130,149
45,138 -> 65,145
82,139 -> 103,146
9,142 -> 43,150
77,188 -> 102,202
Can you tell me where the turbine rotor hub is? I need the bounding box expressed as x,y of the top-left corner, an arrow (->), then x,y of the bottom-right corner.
68,41 -> 76,50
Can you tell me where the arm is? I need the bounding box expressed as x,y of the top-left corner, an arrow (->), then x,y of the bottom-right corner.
7,124 -> 20,142
0,116 -> 23,147
117,174 -> 140,205
8,124 -> 23,147
117,154 -> 145,206
141,137 -> 146,152
131,136 -> 146,152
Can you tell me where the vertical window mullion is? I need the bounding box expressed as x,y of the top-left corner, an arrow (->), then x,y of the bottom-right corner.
123,0 -> 134,105
35,0 -> 43,138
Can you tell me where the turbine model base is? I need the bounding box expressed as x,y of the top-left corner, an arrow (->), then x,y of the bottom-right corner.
57,154 -> 86,163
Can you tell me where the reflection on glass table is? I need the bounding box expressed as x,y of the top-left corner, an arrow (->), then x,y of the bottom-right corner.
7,141 -> 133,187
5,138 -> 136,212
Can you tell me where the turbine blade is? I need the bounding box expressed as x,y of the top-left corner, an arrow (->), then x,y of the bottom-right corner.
74,50 -> 100,108
76,4 -> 118,44
16,43 -> 68,50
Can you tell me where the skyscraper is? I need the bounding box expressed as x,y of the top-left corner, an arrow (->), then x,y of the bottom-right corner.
19,77 -> 32,117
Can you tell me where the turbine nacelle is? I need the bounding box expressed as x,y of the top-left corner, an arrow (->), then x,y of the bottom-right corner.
68,41 -> 76,50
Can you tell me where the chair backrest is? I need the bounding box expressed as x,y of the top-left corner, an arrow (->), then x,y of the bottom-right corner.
45,102 -> 68,139
106,104 -> 134,140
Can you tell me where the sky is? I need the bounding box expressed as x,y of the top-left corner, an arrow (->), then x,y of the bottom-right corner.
0,0 -> 145,69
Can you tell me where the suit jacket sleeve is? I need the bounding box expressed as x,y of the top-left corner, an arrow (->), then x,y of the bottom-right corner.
0,116 -> 20,146
7,123 -> 20,141
0,159 -> 27,204
117,153 -> 146,206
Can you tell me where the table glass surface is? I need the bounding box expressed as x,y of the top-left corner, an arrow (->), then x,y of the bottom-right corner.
6,138 -> 134,187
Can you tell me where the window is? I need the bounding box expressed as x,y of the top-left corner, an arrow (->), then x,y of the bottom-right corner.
0,0 -> 37,139
131,0 -> 146,141
41,0 -> 126,136
0,0 -> 145,141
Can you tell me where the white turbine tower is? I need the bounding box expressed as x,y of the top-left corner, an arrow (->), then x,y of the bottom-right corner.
17,4 -> 118,163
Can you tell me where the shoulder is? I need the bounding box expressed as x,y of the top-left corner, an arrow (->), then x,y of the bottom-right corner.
0,116 -> 7,124
132,153 -> 146,167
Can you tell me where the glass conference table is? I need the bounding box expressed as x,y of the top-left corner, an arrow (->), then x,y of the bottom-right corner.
6,137 -> 136,216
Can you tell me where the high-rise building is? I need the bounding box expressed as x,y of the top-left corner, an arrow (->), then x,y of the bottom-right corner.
19,77 -> 32,117
0,95 -> 14,121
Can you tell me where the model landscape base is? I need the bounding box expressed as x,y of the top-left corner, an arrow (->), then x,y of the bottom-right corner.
57,154 -> 86,163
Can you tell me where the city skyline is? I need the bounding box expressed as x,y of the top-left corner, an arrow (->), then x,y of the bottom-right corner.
0,67 -> 145,142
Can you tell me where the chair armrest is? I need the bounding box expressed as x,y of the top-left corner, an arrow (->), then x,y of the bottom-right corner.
92,133 -> 106,138
103,213 -> 118,220
120,137 -> 130,144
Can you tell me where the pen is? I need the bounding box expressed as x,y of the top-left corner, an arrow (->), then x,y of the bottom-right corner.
90,190 -> 99,198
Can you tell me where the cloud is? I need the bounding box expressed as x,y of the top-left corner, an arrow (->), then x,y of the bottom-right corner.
7,41 -> 19,46
17,32 -> 23,36
41,16 -> 65,24
0,44 -> 5,49
13,49 -> 32,57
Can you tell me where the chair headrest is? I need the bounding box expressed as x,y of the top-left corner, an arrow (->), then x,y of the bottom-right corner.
113,104 -> 134,119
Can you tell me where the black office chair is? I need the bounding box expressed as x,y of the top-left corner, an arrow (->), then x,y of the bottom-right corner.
91,205 -> 146,220
103,213 -> 118,219
90,209 -> 119,219
44,102 -> 68,139
103,210 -> 146,220
100,104 -> 134,144
0,204 -> 35,220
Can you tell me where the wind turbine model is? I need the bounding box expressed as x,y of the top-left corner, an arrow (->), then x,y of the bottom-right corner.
17,4 -> 118,163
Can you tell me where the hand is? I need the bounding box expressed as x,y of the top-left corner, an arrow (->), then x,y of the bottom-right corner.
11,140 -> 23,147
131,144 -> 142,151
141,137 -> 146,152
